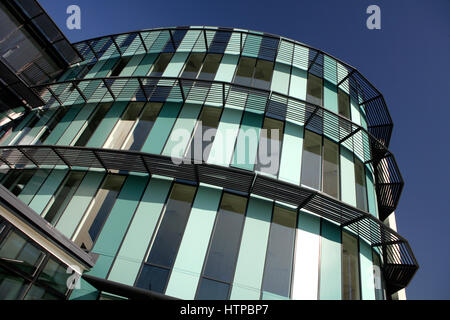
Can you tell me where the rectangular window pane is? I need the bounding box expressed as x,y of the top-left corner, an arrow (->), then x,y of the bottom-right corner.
104,102 -> 145,149
342,232 -> 361,300
0,266 -> 28,300
306,74 -> 323,105
74,102 -> 113,147
262,205 -> 297,298
0,231 -> 45,276
198,54 -> 222,80
109,57 -> 131,77
255,117 -> 284,176
2,171 -> 23,190
122,102 -> 163,151
181,53 -> 205,79
146,184 -> 196,268
36,258 -> 70,295
234,57 -> 256,87
202,193 -> 247,283
338,89 -> 351,119
43,171 -> 85,225
24,284 -> 60,300
301,130 -> 322,190
196,278 -> 230,300
372,251 -> 385,300
253,59 -> 274,90
74,174 -> 126,250
4,170 -> 36,196
13,113 -> 42,145
355,158 -> 368,211
37,108 -> 70,145
148,53 -> 174,76
186,106 -> 222,162
322,138 -> 339,198
136,264 -> 169,293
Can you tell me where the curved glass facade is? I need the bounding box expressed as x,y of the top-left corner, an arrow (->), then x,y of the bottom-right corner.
0,26 -> 417,300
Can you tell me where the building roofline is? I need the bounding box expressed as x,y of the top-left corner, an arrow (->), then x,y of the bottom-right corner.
70,26 -> 394,147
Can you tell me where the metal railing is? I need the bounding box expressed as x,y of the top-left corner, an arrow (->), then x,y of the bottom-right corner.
33,76 -> 403,220
0,145 -> 417,294
71,27 -> 394,146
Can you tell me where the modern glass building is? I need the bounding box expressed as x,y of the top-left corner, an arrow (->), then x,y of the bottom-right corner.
0,0 -> 418,300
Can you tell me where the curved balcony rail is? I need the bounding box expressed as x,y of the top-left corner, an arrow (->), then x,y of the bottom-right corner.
32,76 -> 403,220
70,26 -> 393,146
0,145 -> 417,294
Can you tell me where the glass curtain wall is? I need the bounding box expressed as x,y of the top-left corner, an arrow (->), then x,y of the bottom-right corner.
136,183 -> 196,293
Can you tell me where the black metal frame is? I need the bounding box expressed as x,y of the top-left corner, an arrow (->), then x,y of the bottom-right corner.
0,184 -> 95,268
32,76 -> 403,220
0,61 -> 44,110
0,222 -> 70,300
3,0 -> 83,67
82,274 -> 178,300
71,27 -> 393,147
0,145 -> 417,294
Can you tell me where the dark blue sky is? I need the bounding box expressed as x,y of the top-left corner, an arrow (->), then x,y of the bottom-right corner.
40,0 -> 450,299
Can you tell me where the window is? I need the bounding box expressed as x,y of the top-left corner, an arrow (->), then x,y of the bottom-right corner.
74,174 -> 126,250
42,171 -> 85,225
13,113 -> 42,145
262,205 -> 297,298
148,53 -> 174,77
2,171 -> 22,190
74,102 -> 113,146
234,57 -> 274,89
181,53 -> 205,79
322,138 -> 340,198
254,117 -> 284,176
145,184 -> 196,268
372,251 -> 385,300
306,74 -> 323,105
122,102 -> 163,151
355,158 -> 368,211
197,193 -> 247,299
338,89 -> 351,119
196,278 -> 229,300
136,264 -> 169,293
198,54 -> 222,80
185,106 -> 222,162
301,130 -> 322,190
162,30 -> 187,52
0,222 -> 69,300
74,63 -> 95,80
209,31 -> 232,54
109,57 -> 131,77
0,266 -> 28,300
253,59 -> 274,90
33,258 -> 71,296
104,102 -> 145,149
136,183 -> 196,293
2,170 -> 36,196
342,231 -> 361,300
0,231 -> 45,276
37,108 -> 70,145
24,285 -> 59,300
234,57 -> 255,87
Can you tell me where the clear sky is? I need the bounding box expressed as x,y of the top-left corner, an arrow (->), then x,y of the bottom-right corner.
40,0 -> 450,299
